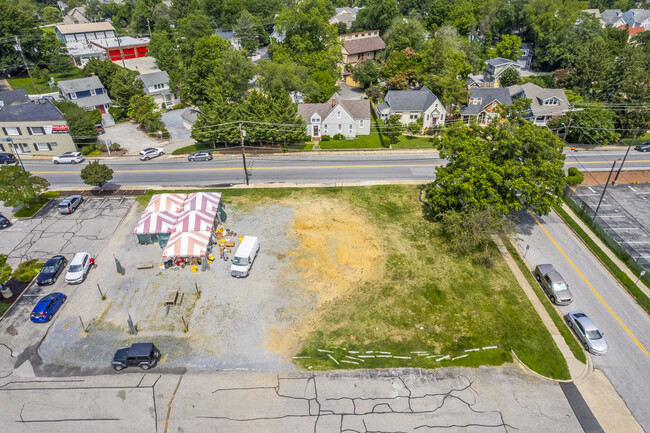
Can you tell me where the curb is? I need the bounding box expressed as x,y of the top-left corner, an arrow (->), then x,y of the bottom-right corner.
511,349 -> 592,384
0,277 -> 37,329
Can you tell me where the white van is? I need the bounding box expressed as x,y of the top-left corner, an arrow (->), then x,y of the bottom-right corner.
230,236 -> 260,277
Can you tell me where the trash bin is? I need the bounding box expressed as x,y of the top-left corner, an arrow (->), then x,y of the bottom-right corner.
0,283 -> 12,299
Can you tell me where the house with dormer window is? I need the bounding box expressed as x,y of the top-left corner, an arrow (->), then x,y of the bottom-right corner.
57,75 -> 110,113
135,71 -> 180,109
507,83 -> 569,126
297,93 -> 371,141
377,86 -> 446,130
460,87 -> 512,125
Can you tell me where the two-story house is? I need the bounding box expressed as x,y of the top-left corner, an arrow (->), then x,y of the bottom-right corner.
377,86 -> 446,130
507,83 -> 569,126
329,7 -> 362,29
0,90 -> 77,156
55,22 -> 115,43
340,31 -> 385,86
135,71 -> 180,109
297,93 -> 371,141
460,88 -> 513,126
57,75 -> 110,113
601,9 -> 626,27
622,9 -> 650,30
517,43 -> 534,68
467,57 -> 521,88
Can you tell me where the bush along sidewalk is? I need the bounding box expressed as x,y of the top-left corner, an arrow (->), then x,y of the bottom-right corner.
553,203 -> 650,315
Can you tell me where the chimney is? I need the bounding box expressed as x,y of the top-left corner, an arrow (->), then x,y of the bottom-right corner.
332,97 -> 336,107
91,72 -> 95,77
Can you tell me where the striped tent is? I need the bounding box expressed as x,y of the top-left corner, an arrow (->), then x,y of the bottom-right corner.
132,211 -> 178,235
182,192 -> 222,213
174,209 -> 217,233
162,231 -> 212,258
145,193 -> 187,213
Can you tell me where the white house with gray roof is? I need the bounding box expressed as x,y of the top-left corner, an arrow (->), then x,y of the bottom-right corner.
57,75 -> 110,113
507,83 -> 569,126
135,71 -> 179,109
377,86 -> 446,130
460,87 -> 513,126
297,93 -> 371,140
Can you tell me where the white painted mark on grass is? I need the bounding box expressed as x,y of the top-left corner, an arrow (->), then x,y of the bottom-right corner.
358,355 -> 375,358
292,356 -> 310,359
377,351 -> 391,355
482,346 -> 498,350
348,351 -> 359,354
376,355 -> 392,358
393,356 -> 411,359
435,355 -> 450,362
416,353 -> 430,356
452,354 -> 468,360
317,349 -> 334,353
345,356 -> 363,362
327,354 -> 339,365
425,355 -> 440,359
464,348 -> 480,352
365,351 -> 374,354
341,360 -> 358,365
411,351 -> 428,354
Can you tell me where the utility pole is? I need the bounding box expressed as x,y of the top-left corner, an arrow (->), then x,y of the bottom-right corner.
562,110 -> 574,144
240,123 -> 249,185
116,36 -> 126,68
613,128 -> 639,185
0,137 -> 24,170
594,158 -> 621,218
146,19 -> 152,37
15,36 -> 39,95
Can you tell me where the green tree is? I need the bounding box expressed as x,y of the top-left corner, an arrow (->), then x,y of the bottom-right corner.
185,35 -> 232,103
489,34 -> 522,60
0,254 -> 12,284
568,37 -> 611,100
352,60 -> 380,89
191,95 -> 239,146
42,6 -> 63,24
384,114 -> 403,144
383,18 -> 426,55
205,49 -> 255,102
306,70 -> 338,103
381,48 -> 421,79
177,12 -> 214,58
54,100 -> 98,146
170,0 -> 200,21
255,60 -> 315,96
0,166 -> 50,209
233,10 -> 259,56
220,0 -> 243,26
109,69 -> 144,108
426,121 -> 566,216
80,161 -> 114,190
128,94 -> 159,124
350,0 -> 400,35
499,68 -> 520,87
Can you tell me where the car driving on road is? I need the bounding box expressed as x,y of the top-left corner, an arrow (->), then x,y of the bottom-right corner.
30,293 -> 67,323
635,142 -> 650,152
65,252 -> 92,284
534,264 -> 573,305
52,152 -> 84,164
139,147 -> 164,161
57,195 -> 83,214
566,310 -> 608,355
36,255 -> 68,286
188,151 -> 213,161
0,153 -> 17,165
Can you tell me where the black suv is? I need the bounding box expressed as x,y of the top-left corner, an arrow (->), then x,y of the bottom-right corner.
0,153 -> 17,165
112,343 -> 160,371
635,142 -> 650,152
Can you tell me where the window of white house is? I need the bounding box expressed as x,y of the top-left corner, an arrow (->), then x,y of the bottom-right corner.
544,98 -> 558,105
471,98 -> 482,105
349,124 -> 353,133
426,114 -> 430,120
35,143 -> 52,151
337,111 -> 341,118
324,125 -> 328,133
90,89 -> 96,96
2,127 -> 21,136
410,113 -> 418,120
28,126 -> 45,135
338,124 -> 342,132
70,92 -> 77,99
359,119 -> 364,127
311,117 -> 319,123
366,52 -> 371,58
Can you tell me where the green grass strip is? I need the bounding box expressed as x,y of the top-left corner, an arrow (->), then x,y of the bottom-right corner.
553,203 -> 650,315
503,237 -> 587,364
14,191 -> 59,218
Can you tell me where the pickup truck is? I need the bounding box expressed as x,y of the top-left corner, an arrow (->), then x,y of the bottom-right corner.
534,264 -> 574,305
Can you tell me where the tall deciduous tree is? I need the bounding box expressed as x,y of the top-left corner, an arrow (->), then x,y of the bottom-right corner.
0,166 -> 50,209
234,10 -> 259,56
499,68 -> 520,87
567,37 -> 611,100
185,35 -> 232,104
427,121 -> 566,216
54,101 -> 98,146
383,18 -> 426,55
489,34 -> 522,60
350,0 -> 400,35
352,60 -> 380,89
80,161 -> 114,190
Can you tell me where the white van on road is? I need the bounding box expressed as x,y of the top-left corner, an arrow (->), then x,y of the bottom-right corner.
230,236 -> 260,277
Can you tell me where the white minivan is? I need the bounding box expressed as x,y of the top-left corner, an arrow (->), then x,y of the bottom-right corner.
230,236 -> 260,277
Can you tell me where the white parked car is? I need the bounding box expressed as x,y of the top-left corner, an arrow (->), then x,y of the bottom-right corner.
139,147 -> 164,161
65,252 -> 92,284
53,152 -> 84,164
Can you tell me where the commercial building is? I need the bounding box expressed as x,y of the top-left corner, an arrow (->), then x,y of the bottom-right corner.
0,90 -> 77,157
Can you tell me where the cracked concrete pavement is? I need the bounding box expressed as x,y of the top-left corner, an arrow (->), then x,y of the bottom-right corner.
0,366 -> 584,432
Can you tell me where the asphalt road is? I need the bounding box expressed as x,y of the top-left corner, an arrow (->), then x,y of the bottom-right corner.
19,149 -> 650,189
515,209 -> 650,431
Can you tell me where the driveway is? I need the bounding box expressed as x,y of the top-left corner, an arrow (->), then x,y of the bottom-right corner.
161,109 -> 192,141
99,122 -> 169,155
338,84 -> 364,100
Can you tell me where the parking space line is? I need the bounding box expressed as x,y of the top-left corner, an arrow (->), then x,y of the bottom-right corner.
528,210 -> 650,356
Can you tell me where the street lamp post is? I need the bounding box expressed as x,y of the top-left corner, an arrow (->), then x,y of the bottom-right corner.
594,158 -> 621,218
613,128 -> 639,185
0,137 -> 25,170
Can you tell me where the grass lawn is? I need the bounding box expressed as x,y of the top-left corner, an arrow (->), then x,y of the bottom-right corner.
14,191 -> 59,218
0,303 -> 9,319
621,133 -> 650,146
140,185 -> 568,378
319,127 -> 384,149
7,69 -> 85,95
393,134 -> 436,148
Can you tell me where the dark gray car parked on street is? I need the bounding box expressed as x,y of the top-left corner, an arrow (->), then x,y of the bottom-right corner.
112,343 -> 160,371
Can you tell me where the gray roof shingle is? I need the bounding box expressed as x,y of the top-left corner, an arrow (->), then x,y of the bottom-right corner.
381,86 -> 441,112
460,87 -> 513,116
297,93 -> 371,123
0,89 -> 29,106
136,71 -> 169,88
343,36 -> 386,55
58,76 -> 105,94
508,82 -> 569,117
0,99 -> 65,122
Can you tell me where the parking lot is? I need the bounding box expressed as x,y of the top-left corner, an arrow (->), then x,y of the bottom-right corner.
0,197 -> 134,373
571,184 -> 650,269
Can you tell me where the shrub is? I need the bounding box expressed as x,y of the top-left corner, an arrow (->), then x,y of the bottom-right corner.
321,135 -> 331,141
407,122 -> 421,133
89,109 -> 102,125
79,143 -> 96,155
333,133 -> 345,140
11,259 -> 43,283
108,106 -> 128,123
566,167 -> 584,186
88,150 -> 103,156
172,103 -> 187,110
109,142 -> 121,151
303,134 -> 312,142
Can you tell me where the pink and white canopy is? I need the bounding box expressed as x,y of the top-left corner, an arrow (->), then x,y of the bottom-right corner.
162,231 -> 212,258
145,193 -> 187,213
174,209 -> 216,232
182,192 -> 222,213
133,211 -> 178,234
